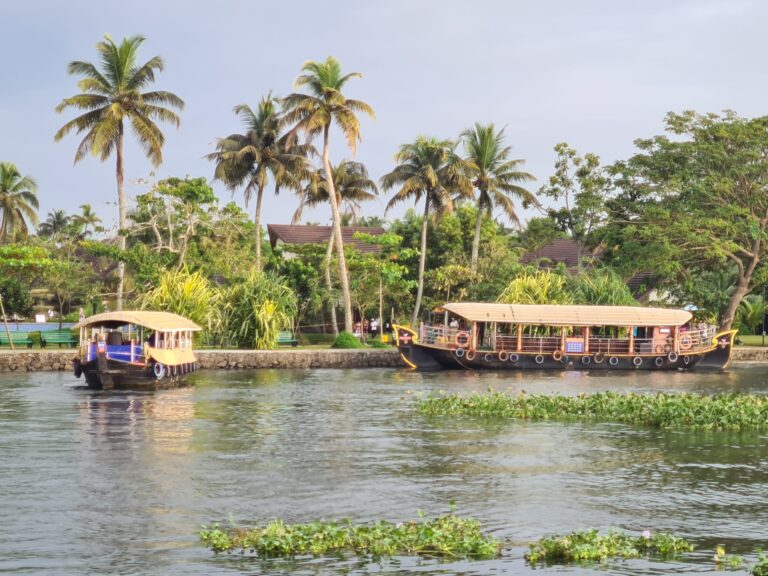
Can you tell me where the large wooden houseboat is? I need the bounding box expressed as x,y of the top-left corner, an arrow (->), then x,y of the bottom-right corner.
394,303 -> 736,371
73,311 -> 201,389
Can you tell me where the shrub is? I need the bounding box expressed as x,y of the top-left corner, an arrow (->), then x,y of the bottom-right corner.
332,331 -> 363,349
222,271 -> 297,350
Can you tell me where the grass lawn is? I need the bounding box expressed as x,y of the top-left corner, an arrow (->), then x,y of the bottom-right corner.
735,334 -> 768,347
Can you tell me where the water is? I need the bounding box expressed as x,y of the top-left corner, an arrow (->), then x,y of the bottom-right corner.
1,366 -> 767,575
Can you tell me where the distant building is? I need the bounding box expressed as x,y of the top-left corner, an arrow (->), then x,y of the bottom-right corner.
266,224 -> 385,255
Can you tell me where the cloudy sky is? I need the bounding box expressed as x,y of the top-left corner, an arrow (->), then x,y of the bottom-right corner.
1,0 -> 765,233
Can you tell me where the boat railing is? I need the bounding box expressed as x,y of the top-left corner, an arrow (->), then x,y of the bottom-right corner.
85,342 -> 145,364
420,324 -> 462,346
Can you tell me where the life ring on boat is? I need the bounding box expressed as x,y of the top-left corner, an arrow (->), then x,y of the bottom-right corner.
552,349 -> 563,361
609,356 -> 619,366
454,347 -> 465,358
668,352 -> 678,363
509,353 -> 519,363
593,352 -> 605,364
498,351 -> 509,362
581,355 -> 591,365
654,356 -> 664,367
655,344 -> 664,354
465,350 -> 476,361
680,335 -> 692,350
534,354 -> 545,365
633,356 -> 643,367
561,355 -> 570,365
153,362 -> 166,379
72,359 -> 82,378
455,331 -> 470,348
683,355 -> 691,366
484,353 -> 494,362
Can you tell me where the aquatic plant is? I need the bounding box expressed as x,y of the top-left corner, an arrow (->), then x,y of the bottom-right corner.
200,513 -> 501,559
331,331 -> 363,349
417,390 -> 768,431
754,551 -> 768,576
525,529 -> 693,563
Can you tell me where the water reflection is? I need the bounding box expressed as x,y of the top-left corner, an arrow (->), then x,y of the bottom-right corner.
0,367 -> 767,575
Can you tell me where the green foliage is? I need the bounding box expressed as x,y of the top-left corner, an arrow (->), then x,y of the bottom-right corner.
519,216 -> 568,252
137,268 -> 221,338
0,244 -> 54,278
0,162 -> 38,241
199,513 -> 501,559
754,551 -> 768,575
539,142 -> 609,242
418,390 -> 768,431
0,277 -> 33,317
497,269 -> 571,304
525,529 -> 693,564
331,331 -> 363,349
736,294 -> 767,335
571,268 -> 637,305
222,271 -> 297,349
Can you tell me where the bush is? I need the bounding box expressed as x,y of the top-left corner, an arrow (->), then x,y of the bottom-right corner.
332,332 -> 363,349
0,277 -> 33,318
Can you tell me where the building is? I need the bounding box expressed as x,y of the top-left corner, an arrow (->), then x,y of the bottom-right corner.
266,224 -> 385,255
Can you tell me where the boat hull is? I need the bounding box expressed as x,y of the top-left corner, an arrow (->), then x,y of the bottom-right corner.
396,328 -> 736,372
73,356 -> 198,390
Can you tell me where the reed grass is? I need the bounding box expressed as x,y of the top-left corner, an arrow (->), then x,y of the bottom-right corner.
200,513 -> 501,559
418,390 -> 768,431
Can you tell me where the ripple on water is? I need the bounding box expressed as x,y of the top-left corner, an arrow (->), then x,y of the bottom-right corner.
0,367 -> 767,575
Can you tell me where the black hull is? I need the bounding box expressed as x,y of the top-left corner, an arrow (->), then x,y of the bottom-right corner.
74,357 -> 197,390
397,332 -> 736,372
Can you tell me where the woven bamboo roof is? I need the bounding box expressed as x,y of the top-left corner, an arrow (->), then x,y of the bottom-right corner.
443,303 -> 692,327
75,311 -> 202,332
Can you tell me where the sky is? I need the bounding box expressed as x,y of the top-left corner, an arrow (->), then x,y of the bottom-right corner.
1,0 -> 767,235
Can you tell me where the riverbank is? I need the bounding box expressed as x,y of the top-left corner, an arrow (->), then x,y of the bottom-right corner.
0,348 -> 402,372
0,346 -> 766,372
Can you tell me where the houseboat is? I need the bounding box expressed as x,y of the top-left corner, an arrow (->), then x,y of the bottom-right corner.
394,303 -> 736,371
72,311 -> 201,389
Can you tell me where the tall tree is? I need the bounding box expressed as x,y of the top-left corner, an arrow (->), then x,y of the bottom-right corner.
37,209 -> 71,241
292,159 -> 378,336
75,203 -> 102,237
381,136 -> 471,326
461,123 -> 536,274
282,56 -> 375,333
54,34 -> 184,309
604,110 -> 768,330
0,162 -> 38,242
208,93 -> 311,270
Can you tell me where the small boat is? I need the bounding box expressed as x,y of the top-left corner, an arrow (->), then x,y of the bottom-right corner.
394,303 -> 736,371
72,311 -> 202,389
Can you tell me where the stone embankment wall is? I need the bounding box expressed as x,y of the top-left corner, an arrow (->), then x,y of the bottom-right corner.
1,347 -> 766,373
0,348 -> 402,372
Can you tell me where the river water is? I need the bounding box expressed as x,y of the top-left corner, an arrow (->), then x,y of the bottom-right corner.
1,367 -> 767,575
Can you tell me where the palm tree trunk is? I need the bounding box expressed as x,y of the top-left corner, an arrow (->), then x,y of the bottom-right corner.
254,183 -> 264,271
411,195 -> 431,327
322,125 -> 353,333
470,201 -> 483,275
324,232 -> 339,337
116,121 -> 126,311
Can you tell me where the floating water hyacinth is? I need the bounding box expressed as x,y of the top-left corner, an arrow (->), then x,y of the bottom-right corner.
200,514 -> 502,559
525,529 -> 694,563
417,390 -> 768,431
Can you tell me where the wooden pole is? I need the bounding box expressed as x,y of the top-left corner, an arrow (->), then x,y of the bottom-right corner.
0,294 -> 14,351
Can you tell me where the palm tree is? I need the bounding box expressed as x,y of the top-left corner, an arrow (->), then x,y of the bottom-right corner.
54,34 -> 184,310
208,93 -> 312,270
282,56 -> 375,333
461,123 -> 536,275
293,160 -> 378,336
0,162 -> 38,242
381,136 -> 472,326
74,203 -> 102,237
37,210 -> 71,240
291,160 -> 377,224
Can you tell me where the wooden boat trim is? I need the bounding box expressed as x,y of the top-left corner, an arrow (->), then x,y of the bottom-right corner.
442,303 -> 692,327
